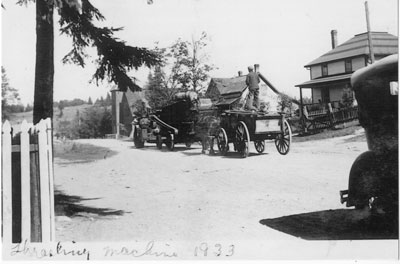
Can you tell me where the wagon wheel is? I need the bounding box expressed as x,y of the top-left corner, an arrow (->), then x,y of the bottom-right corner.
254,140 -> 265,153
216,128 -> 229,156
133,126 -> 145,148
156,135 -> 163,150
235,121 -> 250,158
275,119 -> 292,155
165,133 -> 175,151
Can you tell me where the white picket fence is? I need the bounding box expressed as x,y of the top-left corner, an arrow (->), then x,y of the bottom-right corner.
2,118 -> 55,244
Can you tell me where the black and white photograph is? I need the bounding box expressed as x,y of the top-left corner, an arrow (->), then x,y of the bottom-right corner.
1,0 -> 399,261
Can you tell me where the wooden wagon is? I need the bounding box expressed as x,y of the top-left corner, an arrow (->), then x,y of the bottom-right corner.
214,110 -> 292,158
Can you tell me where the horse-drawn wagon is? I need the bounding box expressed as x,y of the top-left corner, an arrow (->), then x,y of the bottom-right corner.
208,72 -> 293,158
215,110 -> 292,158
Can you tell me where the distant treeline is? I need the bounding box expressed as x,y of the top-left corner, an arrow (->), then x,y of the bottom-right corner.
8,94 -> 113,114
55,94 -> 112,108
54,98 -> 88,108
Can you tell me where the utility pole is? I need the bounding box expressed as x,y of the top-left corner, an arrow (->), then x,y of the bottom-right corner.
365,1 -> 375,63
111,89 -> 120,139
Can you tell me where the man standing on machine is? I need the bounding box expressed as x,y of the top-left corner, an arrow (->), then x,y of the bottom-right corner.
245,65 -> 260,111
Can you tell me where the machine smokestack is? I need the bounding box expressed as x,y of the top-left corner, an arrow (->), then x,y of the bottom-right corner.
331,30 -> 338,49
238,71 -> 243,76
254,64 -> 260,72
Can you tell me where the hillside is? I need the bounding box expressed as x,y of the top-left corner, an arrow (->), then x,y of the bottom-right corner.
8,104 -> 92,124
7,104 -> 94,135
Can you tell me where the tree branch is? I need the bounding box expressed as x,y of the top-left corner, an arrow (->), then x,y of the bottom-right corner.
58,0 -> 162,92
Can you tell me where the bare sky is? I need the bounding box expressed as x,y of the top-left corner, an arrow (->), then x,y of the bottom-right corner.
2,0 -> 398,105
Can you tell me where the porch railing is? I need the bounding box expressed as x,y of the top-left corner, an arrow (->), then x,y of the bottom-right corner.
302,102 -> 358,132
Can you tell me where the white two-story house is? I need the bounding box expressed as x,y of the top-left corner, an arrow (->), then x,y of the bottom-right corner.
296,30 -> 398,110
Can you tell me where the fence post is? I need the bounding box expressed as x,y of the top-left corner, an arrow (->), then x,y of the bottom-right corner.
30,129 -> 41,242
20,120 -> 31,242
37,119 -> 51,243
2,121 -> 12,244
2,119 -> 55,243
45,118 -> 56,241
327,103 -> 334,127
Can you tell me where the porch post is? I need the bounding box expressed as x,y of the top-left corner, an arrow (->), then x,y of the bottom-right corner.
299,86 -> 307,133
299,87 -> 303,118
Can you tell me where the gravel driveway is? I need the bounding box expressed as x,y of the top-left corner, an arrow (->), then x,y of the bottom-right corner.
53,130 -> 399,259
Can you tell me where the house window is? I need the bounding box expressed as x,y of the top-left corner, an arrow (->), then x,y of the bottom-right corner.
345,59 -> 352,73
321,88 -> 330,103
321,64 -> 328,76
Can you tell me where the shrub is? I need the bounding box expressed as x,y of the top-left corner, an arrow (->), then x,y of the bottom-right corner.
55,106 -> 112,139
76,107 -> 112,138
56,120 -> 79,139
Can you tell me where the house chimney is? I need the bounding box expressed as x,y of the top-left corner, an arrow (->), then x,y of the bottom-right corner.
254,64 -> 260,72
331,30 -> 338,49
238,71 -> 243,76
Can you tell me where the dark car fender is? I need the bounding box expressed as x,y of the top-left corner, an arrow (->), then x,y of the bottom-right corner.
347,150 -> 398,209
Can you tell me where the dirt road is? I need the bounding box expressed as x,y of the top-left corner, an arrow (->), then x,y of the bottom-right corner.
53,130 -> 399,259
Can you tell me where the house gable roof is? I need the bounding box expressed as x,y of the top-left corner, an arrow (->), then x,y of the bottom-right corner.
114,87 -> 146,107
207,75 -> 247,95
305,32 -> 398,67
296,73 -> 352,88
125,89 -> 145,105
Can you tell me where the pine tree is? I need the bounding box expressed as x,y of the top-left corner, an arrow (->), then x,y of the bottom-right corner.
105,92 -> 112,106
15,0 -> 161,124
58,100 -> 65,118
25,104 -> 33,112
145,65 -> 176,109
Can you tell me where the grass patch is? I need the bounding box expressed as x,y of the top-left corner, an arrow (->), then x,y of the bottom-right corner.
293,121 -> 365,143
54,140 -> 117,163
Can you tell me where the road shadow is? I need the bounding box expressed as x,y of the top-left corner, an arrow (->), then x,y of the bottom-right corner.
259,208 -> 398,240
170,146 -> 196,151
130,144 -> 272,158
55,189 -> 126,218
181,151 -> 205,156
129,145 -> 196,152
220,151 -> 269,159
